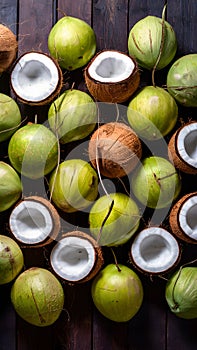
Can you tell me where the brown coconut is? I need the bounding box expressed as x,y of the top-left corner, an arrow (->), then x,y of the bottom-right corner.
50,230 -> 104,284
169,192 -> 197,244
88,121 -> 142,178
168,121 -> 197,174
84,50 -> 140,103
9,196 -> 61,248
10,51 -> 63,106
0,24 -> 18,73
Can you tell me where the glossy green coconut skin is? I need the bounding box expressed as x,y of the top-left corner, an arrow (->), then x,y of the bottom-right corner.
0,161 -> 22,212
8,123 -> 58,179
0,93 -> 21,142
0,235 -> 24,285
11,267 -> 64,327
48,16 -> 96,71
49,159 -> 98,213
131,156 -> 181,209
128,15 -> 177,70
91,264 -> 143,322
89,192 -> 140,246
48,89 -> 97,144
167,54 -> 197,107
127,86 -> 178,140
165,267 -> 197,319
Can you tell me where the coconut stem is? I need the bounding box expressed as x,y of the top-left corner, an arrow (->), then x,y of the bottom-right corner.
110,248 -> 121,272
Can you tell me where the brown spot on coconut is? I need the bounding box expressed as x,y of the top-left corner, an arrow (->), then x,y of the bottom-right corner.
168,121 -> 197,174
88,122 -> 142,178
0,24 -> 18,74
50,231 -> 104,284
9,196 -> 61,248
169,192 -> 197,244
84,50 -> 140,103
10,51 -> 63,106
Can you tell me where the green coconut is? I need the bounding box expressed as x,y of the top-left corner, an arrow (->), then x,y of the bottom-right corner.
48,89 -> 97,144
8,123 -> 58,179
128,15 -> 177,70
89,192 -> 140,246
131,156 -> 181,209
167,54 -> 197,107
48,16 -> 96,71
127,86 -> 178,140
0,235 -> 24,285
91,263 -> 143,322
0,161 -> 22,212
165,267 -> 197,319
49,159 -> 99,213
0,93 -> 21,142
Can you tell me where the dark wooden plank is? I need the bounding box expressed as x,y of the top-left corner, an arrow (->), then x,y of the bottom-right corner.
0,284 -> 16,350
128,0 -> 166,28
57,0 -> 92,25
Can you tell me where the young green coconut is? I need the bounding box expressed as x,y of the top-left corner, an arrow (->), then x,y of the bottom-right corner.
88,122 -> 142,178
0,161 -> 22,212
168,121 -> 197,174
0,24 -> 18,74
9,196 -> 61,248
10,52 -> 63,105
50,231 -> 104,283
129,227 -> 181,275
11,267 -> 64,327
169,192 -> 197,244
0,93 -> 21,142
0,235 -> 24,285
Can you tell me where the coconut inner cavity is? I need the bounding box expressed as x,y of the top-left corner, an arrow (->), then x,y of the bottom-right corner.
9,200 -> 53,244
179,196 -> 197,240
88,51 -> 135,83
177,123 -> 197,168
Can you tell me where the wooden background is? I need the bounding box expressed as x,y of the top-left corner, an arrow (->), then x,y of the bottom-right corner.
0,1 -> 196,349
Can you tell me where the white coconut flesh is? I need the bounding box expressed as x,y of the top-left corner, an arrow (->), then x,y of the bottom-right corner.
88,51 -> 135,83
50,236 -> 96,282
179,195 -> 197,241
177,123 -> 197,168
131,227 -> 180,273
11,52 -> 60,102
9,200 -> 53,244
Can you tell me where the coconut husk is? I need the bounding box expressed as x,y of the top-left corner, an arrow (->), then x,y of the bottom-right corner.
0,24 -> 18,73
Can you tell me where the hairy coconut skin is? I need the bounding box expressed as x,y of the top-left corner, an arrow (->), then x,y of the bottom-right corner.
11,267 -> 64,327
9,196 -> 61,248
84,51 -> 140,103
0,24 -> 18,74
8,123 -> 58,179
0,93 -> 21,142
165,267 -> 197,319
0,161 -> 22,212
0,235 -> 24,285
50,231 -> 104,284
91,263 -> 143,322
168,122 -> 197,175
89,122 -> 142,178
169,192 -> 197,244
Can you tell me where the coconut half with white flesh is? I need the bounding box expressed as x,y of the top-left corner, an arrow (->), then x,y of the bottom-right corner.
50,231 -> 104,283
10,52 -> 63,105
169,192 -> 197,244
168,121 -> 197,174
130,227 -> 181,275
84,50 -> 140,103
9,196 -> 60,247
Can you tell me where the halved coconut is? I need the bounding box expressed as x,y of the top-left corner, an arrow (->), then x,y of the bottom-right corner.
168,121 -> 197,174
50,231 -> 104,283
130,227 -> 181,275
169,192 -> 197,244
10,52 -> 63,105
9,196 -> 60,247
0,24 -> 18,74
84,50 -> 140,103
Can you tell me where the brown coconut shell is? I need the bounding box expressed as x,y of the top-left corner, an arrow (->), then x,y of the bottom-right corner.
0,24 -> 18,73
10,52 -> 63,106
168,121 -> 197,175
88,121 -> 142,178
9,196 -> 61,248
84,50 -> 140,103
169,192 -> 197,244
50,230 -> 104,284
